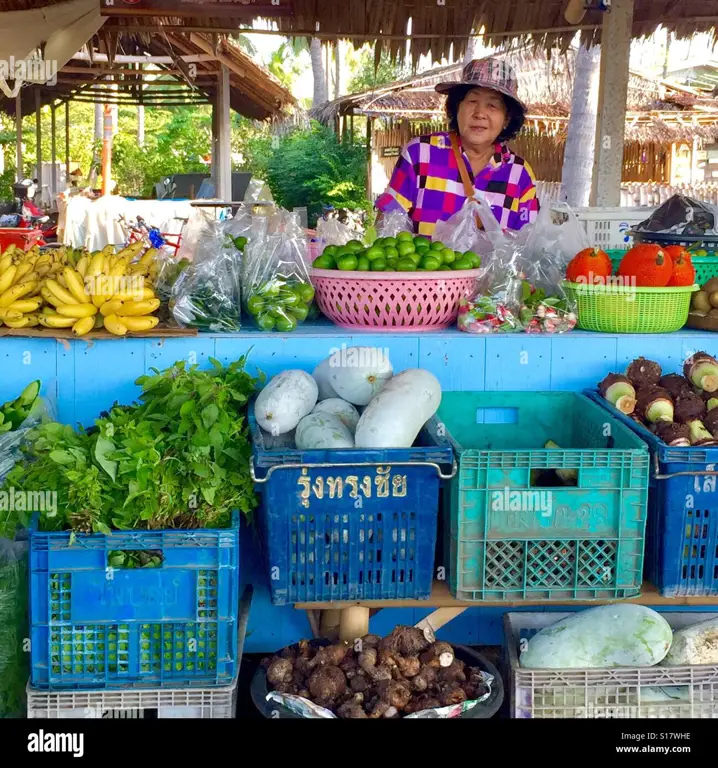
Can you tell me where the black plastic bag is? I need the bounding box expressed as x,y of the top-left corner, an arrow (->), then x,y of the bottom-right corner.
634,194 -> 718,235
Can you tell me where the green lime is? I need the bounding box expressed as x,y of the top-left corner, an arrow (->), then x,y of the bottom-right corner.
296,283 -> 315,303
407,251 -> 422,265
275,315 -> 298,332
371,258 -> 387,271
384,246 -> 399,259
345,239 -> 364,252
422,255 -> 441,271
398,242 -> 416,257
463,250 -> 481,267
373,237 -> 386,246
397,258 -> 416,272
247,295 -> 264,315
413,236 -> 431,249
415,243 -> 430,254
313,255 -> 335,269
278,290 -> 300,306
337,255 -> 359,271
430,240 -> 445,251
441,249 -> 456,264
384,267 -> 396,271
381,237 -> 396,248
290,305 -> 309,323
256,313 -> 275,331
438,265 -> 453,271
453,257 -> 473,270
323,245 -> 338,258
357,256 -> 370,271
396,231 -> 414,243
366,246 -> 385,261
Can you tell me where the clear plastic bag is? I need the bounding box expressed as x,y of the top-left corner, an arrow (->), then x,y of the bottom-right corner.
458,198 -> 578,335
0,533 -> 28,718
169,211 -> 249,332
375,210 -> 414,239
315,216 -> 362,252
433,198 -> 496,254
242,209 -> 315,332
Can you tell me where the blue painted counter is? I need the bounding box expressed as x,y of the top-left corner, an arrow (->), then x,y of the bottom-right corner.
4,323 -> 718,652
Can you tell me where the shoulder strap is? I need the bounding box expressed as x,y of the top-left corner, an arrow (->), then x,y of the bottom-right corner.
449,131 -> 476,200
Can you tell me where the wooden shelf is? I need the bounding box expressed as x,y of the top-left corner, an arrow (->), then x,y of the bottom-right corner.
295,580 -> 718,610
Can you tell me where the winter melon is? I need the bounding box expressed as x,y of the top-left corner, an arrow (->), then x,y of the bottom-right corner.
520,604 -> 673,669
327,346 -> 393,405
312,358 -> 338,401
254,370 -> 318,435
354,369 -> 441,449
661,616 -> 718,666
312,398 -> 360,434
295,412 -> 354,450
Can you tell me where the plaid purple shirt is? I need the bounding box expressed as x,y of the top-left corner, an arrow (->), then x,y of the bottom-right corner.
375,131 -> 539,237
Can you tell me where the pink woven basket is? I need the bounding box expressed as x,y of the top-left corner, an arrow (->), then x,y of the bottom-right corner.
311,268 -> 482,331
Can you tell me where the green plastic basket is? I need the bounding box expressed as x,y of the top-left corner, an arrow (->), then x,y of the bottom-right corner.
438,392 -> 650,602
564,280 -> 696,333
608,249 -> 718,285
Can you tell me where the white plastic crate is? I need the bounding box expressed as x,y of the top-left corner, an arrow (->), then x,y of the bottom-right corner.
505,612 -> 718,719
572,206 -> 656,250
26,678 -> 238,719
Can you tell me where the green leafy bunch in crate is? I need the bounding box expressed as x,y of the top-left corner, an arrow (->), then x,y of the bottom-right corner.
1,356 -> 262,536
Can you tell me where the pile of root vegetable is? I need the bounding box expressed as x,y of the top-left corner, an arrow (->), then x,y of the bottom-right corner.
598,351 -> 718,446
262,626 -> 489,719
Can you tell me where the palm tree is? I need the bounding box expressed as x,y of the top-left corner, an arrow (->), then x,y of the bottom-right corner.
561,43 -> 601,208
309,38 -> 327,106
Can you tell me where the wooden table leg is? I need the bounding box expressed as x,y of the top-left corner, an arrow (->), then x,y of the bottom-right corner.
338,606 -> 370,642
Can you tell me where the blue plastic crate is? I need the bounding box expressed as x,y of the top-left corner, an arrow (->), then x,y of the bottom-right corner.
586,390 -> 718,597
438,392 -> 650,602
29,513 -> 240,690
249,407 -> 455,605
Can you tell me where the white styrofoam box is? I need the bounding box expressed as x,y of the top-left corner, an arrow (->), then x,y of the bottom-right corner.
26,678 -> 238,719
572,206 -> 656,250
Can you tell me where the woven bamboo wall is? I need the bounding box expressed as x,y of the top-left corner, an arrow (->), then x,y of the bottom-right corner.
373,122 -> 672,187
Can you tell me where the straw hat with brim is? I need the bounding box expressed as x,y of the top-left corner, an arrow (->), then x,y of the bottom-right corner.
435,57 -> 526,113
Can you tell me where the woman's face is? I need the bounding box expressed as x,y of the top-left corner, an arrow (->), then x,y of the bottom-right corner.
457,87 -> 508,148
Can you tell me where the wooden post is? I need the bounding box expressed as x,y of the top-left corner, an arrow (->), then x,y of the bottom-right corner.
217,63 -> 232,201
35,89 -> 42,196
65,101 -> 70,183
350,112 -> 354,143
211,91 -> 219,191
591,0 -> 635,206
366,117 -> 374,200
51,103 -> 57,203
338,607 -> 370,643
101,103 -> 113,195
15,92 -> 22,181
319,609 -> 341,641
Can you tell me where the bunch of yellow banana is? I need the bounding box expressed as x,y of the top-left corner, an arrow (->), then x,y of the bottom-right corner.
0,245 -> 44,328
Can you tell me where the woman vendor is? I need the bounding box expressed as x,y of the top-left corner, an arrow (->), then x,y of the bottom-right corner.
375,57 -> 539,238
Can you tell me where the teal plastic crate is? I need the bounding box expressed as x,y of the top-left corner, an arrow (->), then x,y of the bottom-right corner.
437,392 -> 650,602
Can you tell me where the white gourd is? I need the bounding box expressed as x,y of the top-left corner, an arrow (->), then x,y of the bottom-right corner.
354,369 -> 441,448
327,346 -> 393,406
661,616 -> 718,666
295,412 -> 355,450
311,398 -> 360,434
312,357 -> 338,401
254,370 -> 318,435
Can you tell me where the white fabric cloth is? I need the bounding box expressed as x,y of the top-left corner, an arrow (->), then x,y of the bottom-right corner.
62,195 -> 195,250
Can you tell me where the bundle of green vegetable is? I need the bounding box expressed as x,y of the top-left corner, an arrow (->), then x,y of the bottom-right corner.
0,380 -> 40,434
0,543 -> 28,719
2,357 -> 261,534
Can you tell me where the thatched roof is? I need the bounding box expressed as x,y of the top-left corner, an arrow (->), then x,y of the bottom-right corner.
313,47 -> 718,145
0,28 -> 299,120
86,0 -> 718,67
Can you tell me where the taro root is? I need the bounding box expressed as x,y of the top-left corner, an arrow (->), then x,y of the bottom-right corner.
626,357 -> 662,389
313,643 -> 349,668
404,695 -> 441,714
378,680 -> 413,711
366,697 -> 396,718
687,420 -> 718,446
674,391 -> 706,423
658,373 -> 693,400
379,626 -> 432,657
337,693 -> 368,719
359,634 -> 382,649
436,660 -> 467,685
350,673 -> 370,693
598,373 -> 637,414
267,657 -> 293,687
636,386 -> 674,424
438,683 -> 467,707
411,665 -> 438,692
339,655 -> 359,679
684,351 -> 718,393
394,655 -> 421,678
705,408 -> 718,437
297,688 -> 311,700
308,665 -> 347,702
358,647 -> 392,681
419,641 -> 455,669
654,421 -> 691,447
